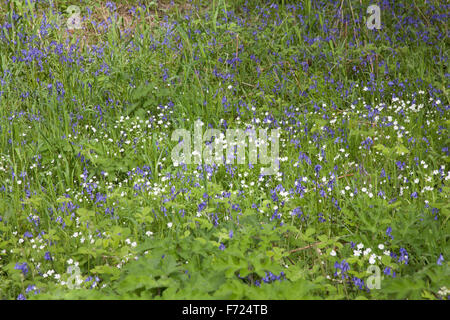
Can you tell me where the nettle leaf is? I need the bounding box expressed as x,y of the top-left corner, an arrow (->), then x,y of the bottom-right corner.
304,227 -> 316,240
374,143 -> 391,156
136,207 -> 154,224
77,208 -> 95,218
395,144 -> 409,155
382,276 -> 426,299
381,255 -> 392,266
90,265 -> 121,280
132,84 -> 152,101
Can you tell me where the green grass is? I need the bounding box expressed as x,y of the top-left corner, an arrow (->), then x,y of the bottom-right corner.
0,0 -> 448,300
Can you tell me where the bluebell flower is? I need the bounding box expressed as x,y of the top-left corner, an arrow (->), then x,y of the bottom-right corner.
26,285 -> 37,294
14,262 -> 29,276
437,254 -> 444,265
318,213 -> 326,223
198,201 -> 207,212
314,164 -> 322,174
341,260 -> 350,273
292,207 -> 302,218
23,231 -> 33,238
352,277 -> 366,290
398,248 -> 409,265
44,251 -> 52,261
231,203 -> 241,212
386,226 -> 393,240
334,260 -> 350,279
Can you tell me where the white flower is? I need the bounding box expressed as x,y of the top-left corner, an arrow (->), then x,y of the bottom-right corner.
369,254 -> 377,265
353,250 -> 362,257
378,244 -> 385,250
167,222 -> 173,228
330,249 -> 336,256
357,243 -> 364,250
363,248 -> 372,256
67,259 -> 73,265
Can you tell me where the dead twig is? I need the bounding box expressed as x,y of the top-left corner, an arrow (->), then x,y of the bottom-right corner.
288,242 -> 322,254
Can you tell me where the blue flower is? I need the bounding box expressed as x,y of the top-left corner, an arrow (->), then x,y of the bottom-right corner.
14,262 -> 29,276
334,260 -> 350,279
352,277 -> 366,290
398,248 -> 409,265
386,226 -> 393,240
198,201 -> 207,212
23,231 -> 33,238
341,260 -> 350,273
105,1 -> 117,12
44,251 -> 52,261
17,294 -> 26,300
314,164 -> 322,174
318,212 -> 326,223
219,243 -> 226,251
437,254 -> 444,265
26,285 -> 38,294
